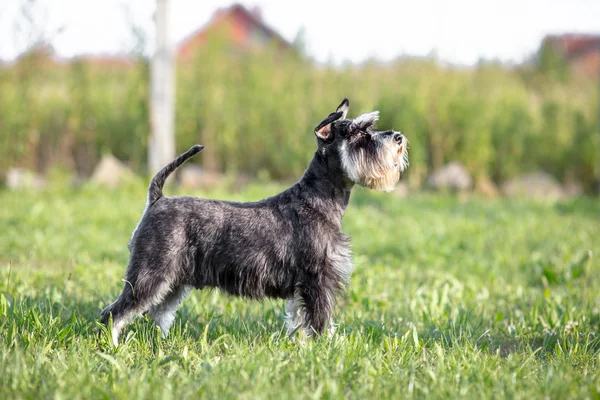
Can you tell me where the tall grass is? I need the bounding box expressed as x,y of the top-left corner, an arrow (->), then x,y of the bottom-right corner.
0,39 -> 598,190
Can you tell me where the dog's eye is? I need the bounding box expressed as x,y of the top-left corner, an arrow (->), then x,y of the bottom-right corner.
349,131 -> 363,141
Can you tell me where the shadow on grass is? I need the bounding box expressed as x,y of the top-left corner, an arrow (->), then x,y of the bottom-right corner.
1,291 -> 288,347
340,309 -> 600,360
4,292 -> 599,362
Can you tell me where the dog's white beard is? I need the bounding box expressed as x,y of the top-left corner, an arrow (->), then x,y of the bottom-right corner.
340,141 -> 408,192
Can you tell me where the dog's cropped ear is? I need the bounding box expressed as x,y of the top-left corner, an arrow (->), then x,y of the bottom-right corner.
336,98 -> 350,120
314,98 -> 350,140
350,111 -> 379,132
314,111 -> 343,140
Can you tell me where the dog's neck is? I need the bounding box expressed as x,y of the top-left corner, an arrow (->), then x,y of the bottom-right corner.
295,150 -> 353,226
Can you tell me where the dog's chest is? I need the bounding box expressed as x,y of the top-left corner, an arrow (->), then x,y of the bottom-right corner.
325,238 -> 353,285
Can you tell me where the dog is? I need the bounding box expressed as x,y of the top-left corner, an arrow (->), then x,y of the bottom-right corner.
100,98 -> 408,346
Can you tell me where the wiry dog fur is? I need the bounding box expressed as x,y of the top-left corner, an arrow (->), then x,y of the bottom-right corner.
100,98 -> 408,346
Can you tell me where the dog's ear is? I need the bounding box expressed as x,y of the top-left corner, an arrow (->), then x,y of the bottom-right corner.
350,111 -> 379,132
336,98 -> 350,120
314,98 -> 350,140
314,111 -> 343,140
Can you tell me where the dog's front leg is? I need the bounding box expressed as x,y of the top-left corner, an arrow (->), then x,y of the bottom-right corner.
286,282 -> 335,338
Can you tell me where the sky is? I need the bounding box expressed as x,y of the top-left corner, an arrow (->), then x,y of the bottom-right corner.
1,0 -> 599,65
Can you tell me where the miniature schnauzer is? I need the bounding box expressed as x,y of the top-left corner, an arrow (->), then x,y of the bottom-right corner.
100,98 -> 408,346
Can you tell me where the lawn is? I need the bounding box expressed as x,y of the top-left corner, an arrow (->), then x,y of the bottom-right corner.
1,182 -> 599,399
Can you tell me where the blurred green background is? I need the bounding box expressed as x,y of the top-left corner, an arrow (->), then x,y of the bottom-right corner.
0,2 -> 598,192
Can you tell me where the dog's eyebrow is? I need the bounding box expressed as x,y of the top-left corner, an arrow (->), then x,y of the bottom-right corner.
352,111 -> 379,128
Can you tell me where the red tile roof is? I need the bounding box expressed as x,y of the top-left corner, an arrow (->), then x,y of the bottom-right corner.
177,3 -> 292,60
544,34 -> 600,59
542,34 -> 600,77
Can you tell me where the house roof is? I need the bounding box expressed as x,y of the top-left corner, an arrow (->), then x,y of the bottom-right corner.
177,3 -> 292,56
9,42 -> 134,70
543,34 -> 600,60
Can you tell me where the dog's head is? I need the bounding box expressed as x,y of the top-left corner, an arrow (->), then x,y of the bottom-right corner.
314,98 -> 409,192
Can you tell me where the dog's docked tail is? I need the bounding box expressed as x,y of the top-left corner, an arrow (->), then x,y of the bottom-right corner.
148,144 -> 204,205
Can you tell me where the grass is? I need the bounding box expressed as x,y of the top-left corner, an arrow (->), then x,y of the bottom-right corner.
1,181 -> 599,399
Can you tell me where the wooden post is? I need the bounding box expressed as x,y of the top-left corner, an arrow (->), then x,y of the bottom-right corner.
149,0 -> 175,175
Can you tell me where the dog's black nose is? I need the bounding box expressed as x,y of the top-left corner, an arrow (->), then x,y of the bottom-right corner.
393,133 -> 403,144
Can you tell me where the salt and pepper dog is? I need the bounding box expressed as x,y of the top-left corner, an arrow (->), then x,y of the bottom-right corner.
101,98 -> 408,346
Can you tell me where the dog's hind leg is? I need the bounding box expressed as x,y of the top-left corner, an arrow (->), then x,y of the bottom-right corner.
147,285 -> 191,338
100,267 -> 174,347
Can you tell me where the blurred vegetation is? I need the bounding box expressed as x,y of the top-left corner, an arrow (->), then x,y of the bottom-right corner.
0,35 -> 598,191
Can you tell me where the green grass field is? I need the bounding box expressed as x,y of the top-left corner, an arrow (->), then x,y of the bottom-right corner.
1,182 -> 599,399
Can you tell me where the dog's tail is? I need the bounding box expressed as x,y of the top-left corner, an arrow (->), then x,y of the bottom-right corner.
147,144 -> 204,205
